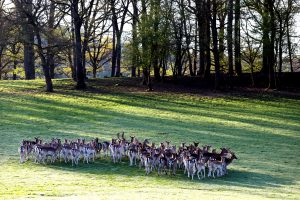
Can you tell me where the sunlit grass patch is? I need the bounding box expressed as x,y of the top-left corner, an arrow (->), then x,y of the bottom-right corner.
0,78 -> 299,199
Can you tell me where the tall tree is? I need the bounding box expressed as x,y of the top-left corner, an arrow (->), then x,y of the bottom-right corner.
181,0 -> 195,76
234,0 -> 242,75
187,0 -> 210,77
72,0 -> 85,88
204,0 -> 211,79
14,0 -> 55,91
172,0 -> 184,77
110,0 -> 116,77
131,0 -> 139,77
211,0 -> 220,89
285,0 -> 296,73
227,0 -> 234,86
241,18 -> 262,86
217,1 -> 226,68
48,1 -> 55,78
151,0 -> 161,80
110,0 -> 130,77
21,0 -> 35,80
140,0 -> 152,90
193,21 -> 198,74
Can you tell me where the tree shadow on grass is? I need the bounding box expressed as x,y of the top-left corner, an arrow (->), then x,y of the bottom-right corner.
2,93 -> 298,149
211,169 -> 289,189
1,90 -> 299,151
39,157 -> 293,190
52,88 -> 300,132
0,88 -> 298,192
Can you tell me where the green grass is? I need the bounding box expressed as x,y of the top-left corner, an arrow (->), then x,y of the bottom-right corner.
0,78 -> 299,199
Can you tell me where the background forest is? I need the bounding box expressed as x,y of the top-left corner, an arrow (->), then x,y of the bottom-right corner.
0,0 -> 299,91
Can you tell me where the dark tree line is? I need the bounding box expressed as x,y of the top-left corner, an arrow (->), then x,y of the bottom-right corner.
0,0 -> 299,91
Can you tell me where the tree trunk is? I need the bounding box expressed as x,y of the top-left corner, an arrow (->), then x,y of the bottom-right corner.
71,6 -> 77,80
278,20 -> 283,74
11,44 -> 18,80
49,58 -> 55,78
187,50 -> 193,76
13,60 -> 17,80
153,59 -> 160,80
174,44 -> 182,77
204,0 -> 211,80
152,39 -> 160,80
0,51 -> 2,80
269,0 -> 276,88
250,64 -> 255,86
197,3 -> 205,76
234,0 -> 242,75
261,0 -> 275,86
181,0 -> 194,77
212,0 -> 220,89
81,0 -> 95,79
41,61 -> 54,92
82,34 -> 88,79
48,1 -> 55,79
152,31 -> 160,81
111,20 -> 116,77
143,66 -> 153,91
35,30 -> 53,92
22,0 -> 35,80
115,34 -> 121,77
219,11 -> 226,67
73,0 -> 86,89
110,0 -> 128,77
287,24 -> 293,72
227,0 -> 234,86
194,22 -> 198,74
161,57 -> 166,80
23,26 -> 35,80
141,0 -> 152,90
93,64 -> 97,78
67,47 -> 75,79
131,0 -> 138,77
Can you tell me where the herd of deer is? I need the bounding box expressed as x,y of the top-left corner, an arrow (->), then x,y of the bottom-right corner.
19,132 -> 237,180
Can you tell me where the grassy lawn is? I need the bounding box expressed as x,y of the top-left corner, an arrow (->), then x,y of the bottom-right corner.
0,78 -> 299,199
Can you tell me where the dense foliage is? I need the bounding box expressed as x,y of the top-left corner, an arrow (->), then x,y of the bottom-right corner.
0,0 -> 299,90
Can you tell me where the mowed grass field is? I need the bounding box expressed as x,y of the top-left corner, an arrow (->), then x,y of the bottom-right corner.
0,78 -> 299,200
